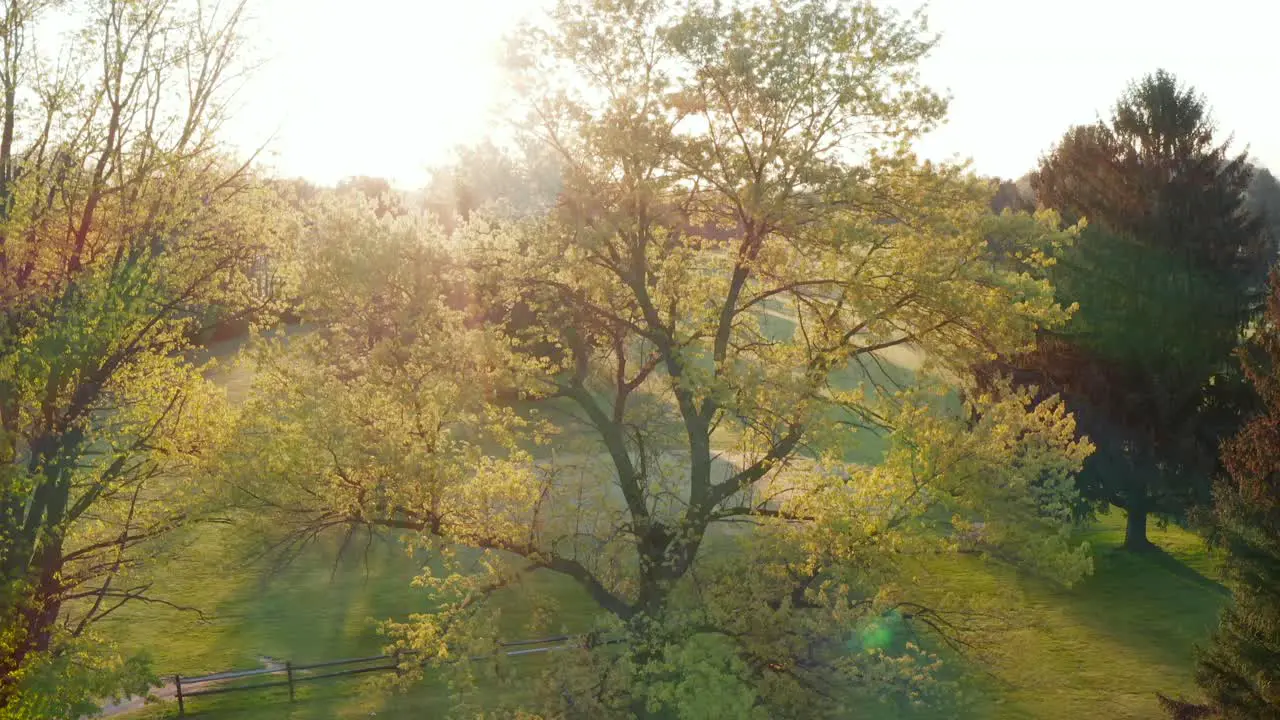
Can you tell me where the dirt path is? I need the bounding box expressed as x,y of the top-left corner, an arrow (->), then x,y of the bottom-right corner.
89,658 -> 286,719
92,684 -> 176,718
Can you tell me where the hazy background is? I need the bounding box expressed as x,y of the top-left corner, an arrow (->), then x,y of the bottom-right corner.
225,0 -> 1280,187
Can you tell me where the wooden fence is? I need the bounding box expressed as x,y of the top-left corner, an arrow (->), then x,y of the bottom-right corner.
170,633 -> 620,715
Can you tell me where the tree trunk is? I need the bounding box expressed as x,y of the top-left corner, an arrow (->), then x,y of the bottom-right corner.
1,439 -> 72,708
0,547 -> 64,710
1123,503 -> 1154,552
25,541 -> 64,653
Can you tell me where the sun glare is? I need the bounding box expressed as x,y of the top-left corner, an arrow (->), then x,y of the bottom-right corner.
226,0 -> 1278,189
231,0 -> 546,187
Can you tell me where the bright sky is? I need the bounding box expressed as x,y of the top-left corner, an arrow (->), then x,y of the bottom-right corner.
229,0 -> 1280,189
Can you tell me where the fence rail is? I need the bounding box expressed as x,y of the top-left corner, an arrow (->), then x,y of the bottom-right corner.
170,633 -> 621,715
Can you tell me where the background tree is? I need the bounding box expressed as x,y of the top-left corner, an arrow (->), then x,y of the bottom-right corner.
998,69 -> 1268,549
336,175 -> 407,218
0,0 -> 292,714
988,175 -> 1036,215
422,138 -> 563,233
229,1 -> 1094,717
1247,165 -> 1280,258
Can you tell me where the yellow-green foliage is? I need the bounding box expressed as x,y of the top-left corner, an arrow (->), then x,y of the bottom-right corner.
0,1 -> 298,712
223,1 -> 1095,716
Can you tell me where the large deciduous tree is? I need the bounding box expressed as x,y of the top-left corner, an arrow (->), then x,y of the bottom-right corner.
1009,70 -> 1268,550
232,1 -> 1093,716
0,0 -> 292,715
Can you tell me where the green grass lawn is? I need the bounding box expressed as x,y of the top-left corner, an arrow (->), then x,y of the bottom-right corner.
100,322 -> 1227,719
903,512 -> 1227,720
100,524 -> 597,719
103,510 -> 1226,720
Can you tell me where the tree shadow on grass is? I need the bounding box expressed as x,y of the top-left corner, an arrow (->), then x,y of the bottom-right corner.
1133,545 -> 1230,599
139,533 -> 441,718
896,516 -> 1227,720
1062,543 -> 1225,656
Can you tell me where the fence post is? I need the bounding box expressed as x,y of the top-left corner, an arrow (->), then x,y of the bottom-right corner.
393,649 -> 401,677
174,674 -> 184,716
286,661 -> 295,702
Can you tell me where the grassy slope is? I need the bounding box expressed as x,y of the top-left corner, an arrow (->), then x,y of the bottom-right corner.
923,514 -> 1226,720
106,321 -> 1227,718
105,527 -> 593,719
106,512 -> 1225,719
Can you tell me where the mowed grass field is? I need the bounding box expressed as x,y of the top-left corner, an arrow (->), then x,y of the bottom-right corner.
102,513 -> 1226,719
101,525 -> 596,719
102,322 -> 1228,719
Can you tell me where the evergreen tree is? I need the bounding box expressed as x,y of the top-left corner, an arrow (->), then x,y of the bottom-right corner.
1193,270 -> 1280,718
1161,270 -> 1280,719
1013,69 -> 1267,549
